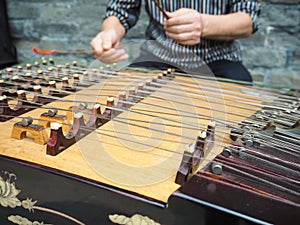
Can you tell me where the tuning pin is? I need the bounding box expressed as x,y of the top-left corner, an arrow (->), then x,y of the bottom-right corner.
221,147 -> 232,157
79,102 -> 88,110
211,162 -> 223,175
21,117 -> 33,127
238,147 -> 247,158
48,108 -> 58,117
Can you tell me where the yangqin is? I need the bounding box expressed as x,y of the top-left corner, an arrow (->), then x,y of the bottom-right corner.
0,58 -> 299,225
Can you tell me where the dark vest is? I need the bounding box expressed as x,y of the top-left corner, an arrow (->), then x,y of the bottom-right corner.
0,0 -> 18,69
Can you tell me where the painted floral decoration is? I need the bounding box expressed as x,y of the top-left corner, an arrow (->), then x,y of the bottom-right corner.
109,214 -> 161,225
0,172 -> 21,208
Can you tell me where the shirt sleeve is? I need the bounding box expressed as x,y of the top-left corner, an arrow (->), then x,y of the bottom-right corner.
104,0 -> 142,32
229,0 -> 261,33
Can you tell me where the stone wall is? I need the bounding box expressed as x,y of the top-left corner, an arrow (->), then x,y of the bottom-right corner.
6,0 -> 300,86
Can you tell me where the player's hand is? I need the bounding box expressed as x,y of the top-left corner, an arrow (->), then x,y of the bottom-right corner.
164,8 -> 203,45
90,30 -> 128,64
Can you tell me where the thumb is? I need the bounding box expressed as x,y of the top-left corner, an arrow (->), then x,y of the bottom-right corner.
165,11 -> 173,19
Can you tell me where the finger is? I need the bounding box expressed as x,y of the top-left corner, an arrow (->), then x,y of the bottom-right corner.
91,39 -> 103,56
165,23 -> 194,34
97,49 -> 128,64
104,49 -> 128,62
99,53 -> 128,64
165,31 -> 200,45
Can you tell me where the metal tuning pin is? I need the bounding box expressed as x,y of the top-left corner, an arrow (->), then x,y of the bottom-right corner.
221,147 -> 232,158
211,162 -> 223,175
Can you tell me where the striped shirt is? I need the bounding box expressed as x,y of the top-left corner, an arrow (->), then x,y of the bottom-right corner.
105,0 -> 260,70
